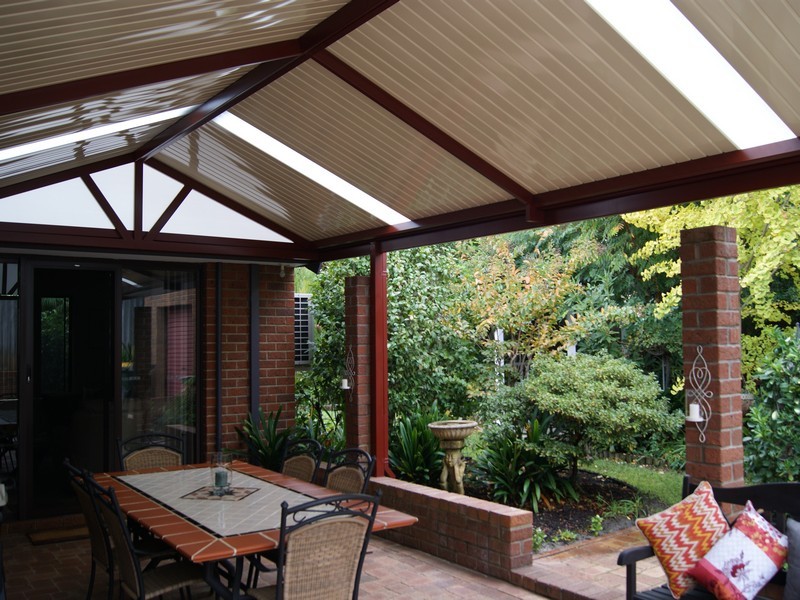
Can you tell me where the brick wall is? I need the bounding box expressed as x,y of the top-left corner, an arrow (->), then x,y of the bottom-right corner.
202,264 -> 295,458
680,226 -> 744,488
371,477 -> 533,581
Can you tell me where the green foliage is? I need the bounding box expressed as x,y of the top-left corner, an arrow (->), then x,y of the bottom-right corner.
582,459 -> 683,506
552,529 -> 579,543
597,494 -> 647,520
741,327 -> 790,393
389,410 -> 444,486
235,407 -> 294,470
472,415 -> 578,513
155,375 -> 196,428
531,527 -> 548,552
524,353 -> 682,478
744,332 -> 800,482
590,514 -> 604,536
295,246 -> 485,424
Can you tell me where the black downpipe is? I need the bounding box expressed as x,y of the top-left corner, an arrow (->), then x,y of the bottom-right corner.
249,265 -> 260,421
215,263 -> 222,452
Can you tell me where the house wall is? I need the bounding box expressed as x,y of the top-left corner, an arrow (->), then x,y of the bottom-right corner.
202,263 -> 295,457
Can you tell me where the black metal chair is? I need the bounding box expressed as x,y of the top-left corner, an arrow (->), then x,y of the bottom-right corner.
117,433 -> 184,471
246,437 -> 326,588
280,438 -> 324,483
90,477 -> 204,599
64,459 -> 179,599
247,492 -> 381,600
323,448 -> 375,494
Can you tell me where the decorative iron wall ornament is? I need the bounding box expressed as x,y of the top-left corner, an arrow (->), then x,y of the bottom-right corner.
686,345 -> 712,443
341,346 -> 355,399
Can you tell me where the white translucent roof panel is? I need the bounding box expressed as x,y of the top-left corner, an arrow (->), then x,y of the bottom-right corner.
0,179 -> 111,228
143,165 -> 185,232
163,190 -> 291,243
91,164 -> 135,229
331,0 -> 732,194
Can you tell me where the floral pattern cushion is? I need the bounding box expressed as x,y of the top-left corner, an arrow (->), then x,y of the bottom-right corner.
688,501 -> 788,600
636,481 -> 730,599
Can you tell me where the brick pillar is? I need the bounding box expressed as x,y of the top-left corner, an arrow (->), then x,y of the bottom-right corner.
681,226 -> 744,488
344,276 -> 372,451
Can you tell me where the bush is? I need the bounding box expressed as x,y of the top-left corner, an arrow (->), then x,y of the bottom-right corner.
745,332 -> 800,482
472,414 -> 577,512
235,407 -> 294,470
523,352 -> 682,479
389,407 -> 444,486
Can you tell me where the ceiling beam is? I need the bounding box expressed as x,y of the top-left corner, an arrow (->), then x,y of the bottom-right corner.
314,49 -> 543,220
0,223 -> 319,262
0,41 -> 301,118
137,0 -> 400,161
147,158 -> 311,248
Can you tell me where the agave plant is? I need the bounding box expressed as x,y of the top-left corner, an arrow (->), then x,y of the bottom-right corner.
235,407 -> 295,471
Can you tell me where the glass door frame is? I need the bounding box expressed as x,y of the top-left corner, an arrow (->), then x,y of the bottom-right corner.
18,257 -> 121,519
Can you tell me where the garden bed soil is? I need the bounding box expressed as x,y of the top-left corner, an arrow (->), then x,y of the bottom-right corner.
464,469 -> 666,553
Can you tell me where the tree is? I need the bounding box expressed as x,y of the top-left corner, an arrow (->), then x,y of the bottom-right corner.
623,187 -> 800,328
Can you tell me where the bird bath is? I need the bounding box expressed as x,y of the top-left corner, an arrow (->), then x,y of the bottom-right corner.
428,420 -> 478,494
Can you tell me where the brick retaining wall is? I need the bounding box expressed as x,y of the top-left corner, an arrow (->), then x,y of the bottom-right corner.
369,476 -> 533,581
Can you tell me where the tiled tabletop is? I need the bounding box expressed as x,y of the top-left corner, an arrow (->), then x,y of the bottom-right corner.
96,460 -> 418,565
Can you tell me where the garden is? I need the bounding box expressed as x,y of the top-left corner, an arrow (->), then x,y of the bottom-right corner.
256,187 -> 800,552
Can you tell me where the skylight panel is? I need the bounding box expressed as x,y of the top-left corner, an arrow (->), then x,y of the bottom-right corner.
0,107 -> 191,162
585,0 -> 795,150
213,112 -> 412,226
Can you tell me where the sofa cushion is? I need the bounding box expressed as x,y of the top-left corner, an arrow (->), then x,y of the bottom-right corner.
637,481 -> 729,599
688,501 -> 788,600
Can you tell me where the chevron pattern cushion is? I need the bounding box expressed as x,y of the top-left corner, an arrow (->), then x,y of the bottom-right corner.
637,481 -> 730,599
687,501 -> 788,600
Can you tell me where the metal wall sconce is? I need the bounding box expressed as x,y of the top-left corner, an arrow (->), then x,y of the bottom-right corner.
686,345 -> 712,443
341,346 -> 355,393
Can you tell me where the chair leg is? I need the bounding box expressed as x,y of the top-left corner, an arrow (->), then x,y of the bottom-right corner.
85,560 -> 96,600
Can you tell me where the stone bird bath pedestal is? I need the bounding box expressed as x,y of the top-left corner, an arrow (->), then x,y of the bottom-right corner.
428,420 -> 478,494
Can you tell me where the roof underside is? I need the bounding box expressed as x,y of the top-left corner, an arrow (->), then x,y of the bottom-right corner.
2,0 -> 800,264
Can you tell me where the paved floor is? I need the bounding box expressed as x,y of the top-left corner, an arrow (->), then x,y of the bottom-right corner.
2,528 -> 550,599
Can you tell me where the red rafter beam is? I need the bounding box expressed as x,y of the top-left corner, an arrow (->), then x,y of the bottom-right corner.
137,0 -> 400,161
0,41 -> 301,118
314,49 -> 543,222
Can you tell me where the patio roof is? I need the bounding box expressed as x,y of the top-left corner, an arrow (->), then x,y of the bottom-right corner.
2,0 -> 800,265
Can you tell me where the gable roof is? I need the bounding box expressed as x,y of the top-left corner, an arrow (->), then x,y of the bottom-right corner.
2,0 -> 799,264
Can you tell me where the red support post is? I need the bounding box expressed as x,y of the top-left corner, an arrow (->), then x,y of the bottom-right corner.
370,243 -> 392,477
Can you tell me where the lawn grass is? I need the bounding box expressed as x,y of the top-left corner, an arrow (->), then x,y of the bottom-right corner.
582,458 -> 683,506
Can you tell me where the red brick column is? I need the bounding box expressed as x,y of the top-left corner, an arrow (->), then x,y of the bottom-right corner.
680,226 -> 744,488
344,276 -> 372,451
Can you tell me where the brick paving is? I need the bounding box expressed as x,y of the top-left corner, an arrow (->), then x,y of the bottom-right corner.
1,526 -> 550,599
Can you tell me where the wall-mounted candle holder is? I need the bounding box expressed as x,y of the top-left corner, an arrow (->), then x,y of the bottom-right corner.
686,345 -> 712,443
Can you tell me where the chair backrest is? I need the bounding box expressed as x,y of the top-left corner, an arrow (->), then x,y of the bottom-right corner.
118,433 -> 184,470
280,438 -> 324,483
275,493 -> 380,600
64,459 -> 112,573
323,449 -> 375,494
90,480 -> 146,599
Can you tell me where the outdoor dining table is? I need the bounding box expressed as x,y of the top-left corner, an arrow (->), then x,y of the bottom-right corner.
96,460 -> 418,599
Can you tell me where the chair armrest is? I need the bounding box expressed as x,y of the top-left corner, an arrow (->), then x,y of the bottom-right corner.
617,544 -> 655,565
617,545 -> 656,600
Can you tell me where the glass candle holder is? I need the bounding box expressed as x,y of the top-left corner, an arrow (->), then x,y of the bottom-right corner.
210,451 -> 232,496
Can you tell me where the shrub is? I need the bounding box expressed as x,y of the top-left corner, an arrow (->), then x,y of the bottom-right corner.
524,352 -> 682,480
745,332 -> 800,482
235,407 -> 294,470
472,415 -> 577,512
389,410 -> 444,486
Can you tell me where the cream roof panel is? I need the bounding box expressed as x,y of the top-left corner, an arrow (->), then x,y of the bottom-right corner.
157,124 -> 388,241
230,60 -> 510,220
330,0 -> 732,194
674,0 -> 800,136
0,0 -> 343,94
